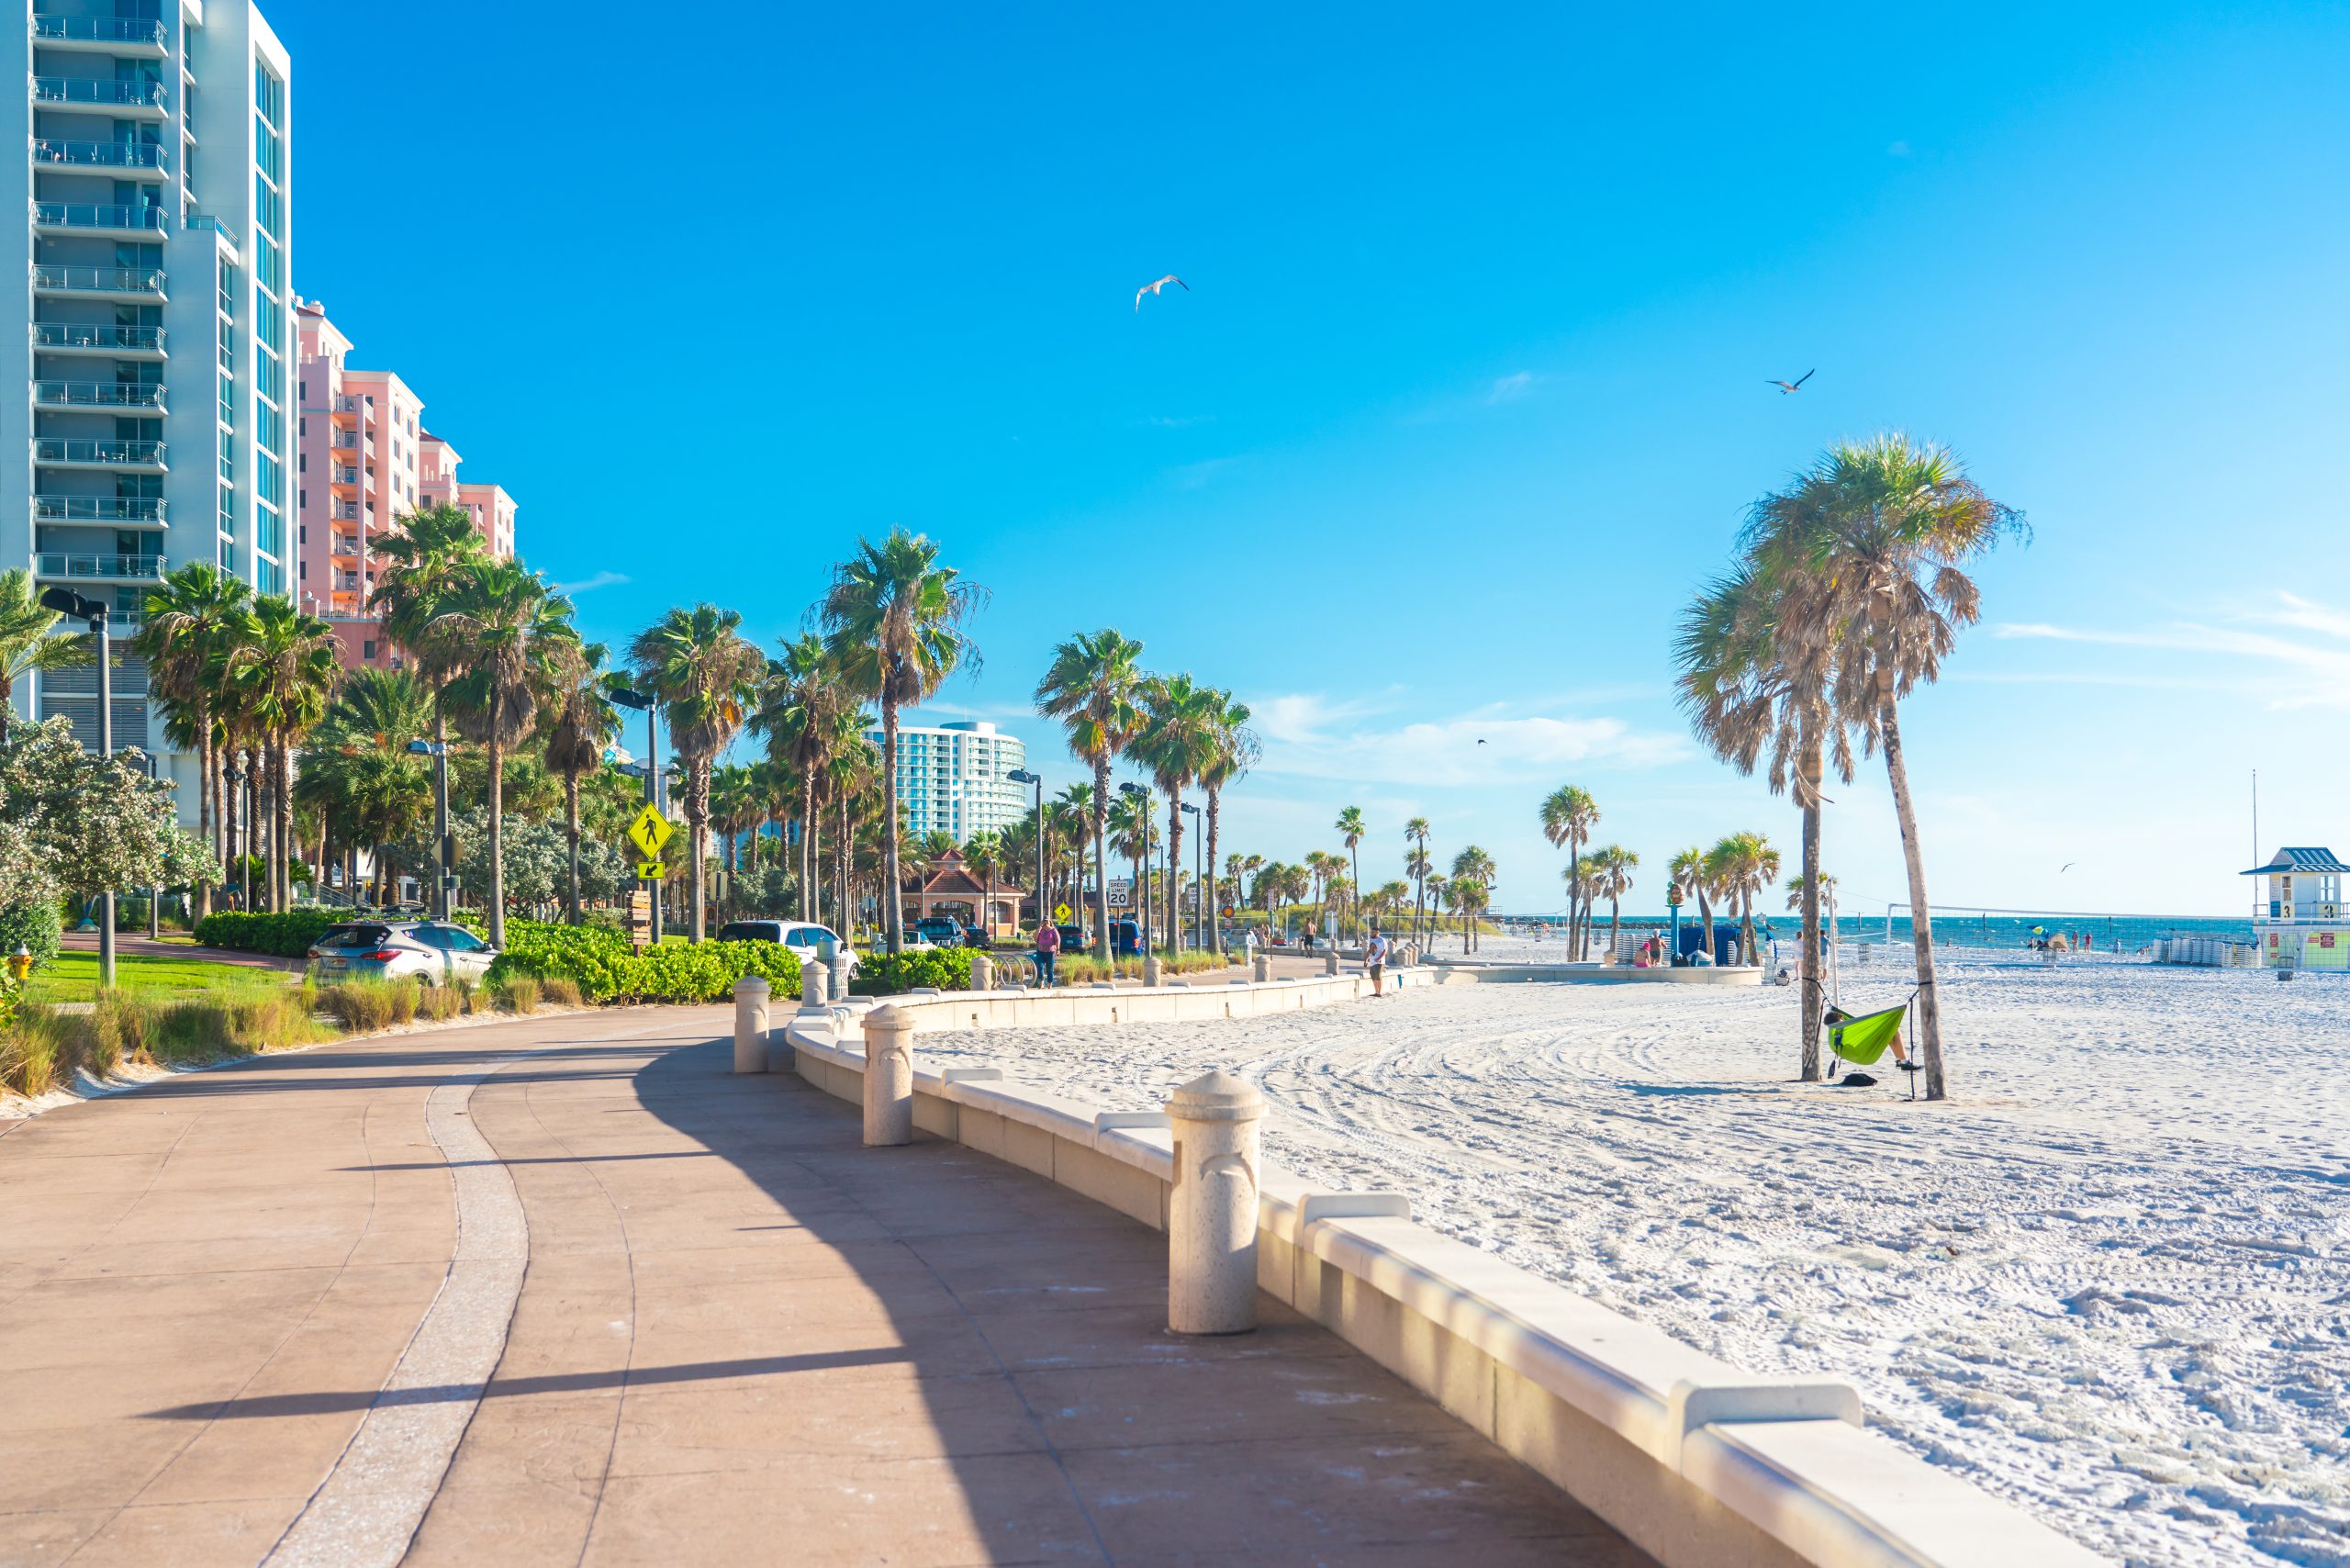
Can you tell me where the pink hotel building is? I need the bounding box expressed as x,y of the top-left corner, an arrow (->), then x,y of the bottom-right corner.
293,300 -> 514,670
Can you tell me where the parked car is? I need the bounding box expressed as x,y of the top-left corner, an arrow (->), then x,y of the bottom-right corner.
1108,919 -> 1141,957
307,921 -> 498,985
1052,924 -> 1094,955
912,915 -> 967,947
715,920 -> 859,975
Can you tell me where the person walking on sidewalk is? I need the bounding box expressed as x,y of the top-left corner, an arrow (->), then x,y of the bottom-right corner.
1034,919 -> 1061,988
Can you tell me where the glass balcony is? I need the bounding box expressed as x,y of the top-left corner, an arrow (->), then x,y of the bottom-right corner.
329,500 -> 362,521
33,438 -> 167,470
32,322 -> 165,353
32,139 -> 169,172
329,427 -> 357,451
32,264 -> 166,298
34,380 -> 165,410
330,534 -> 362,556
35,202 -> 172,235
31,15 -> 168,47
331,394 -> 365,416
34,495 -> 167,525
35,553 -> 169,582
32,77 -> 167,111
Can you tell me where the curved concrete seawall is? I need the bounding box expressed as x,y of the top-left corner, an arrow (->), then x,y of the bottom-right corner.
783,973 -> 2101,1568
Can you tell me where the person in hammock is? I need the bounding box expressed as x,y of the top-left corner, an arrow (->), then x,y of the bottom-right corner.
1822,1002 -> 1921,1071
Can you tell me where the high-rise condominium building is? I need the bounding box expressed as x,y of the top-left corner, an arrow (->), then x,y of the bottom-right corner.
867,720 -> 1029,842
2,0 -> 294,824
293,300 -> 515,672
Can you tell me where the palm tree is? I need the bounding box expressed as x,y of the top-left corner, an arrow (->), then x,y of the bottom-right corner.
131,564 -> 246,911
1449,846 -> 1494,952
1034,628 -> 1146,955
1676,553 -> 1853,1078
1425,873 -> 1452,943
1196,691 -> 1256,956
1107,785 -> 1157,948
371,503 -> 490,913
1590,846 -> 1638,959
752,633 -> 855,924
1051,785 -> 1093,921
963,828 -> 1003,938
1751,435 -> 2024,1098
1335,805 -> 1367,945
1132,673 -> 1221,953
630,604 -> 764,943
1668,845 -> 1718,962
819,530 -> 987,953
431,560 -> 577,946
1706,832 -> 1779,967
294,667 -> 434,905
1404,817 -> 1432,944
1539,786 -> 1599,958
542,643 -> 618,924
224,597 -> 339,909
2,566 -> 93,753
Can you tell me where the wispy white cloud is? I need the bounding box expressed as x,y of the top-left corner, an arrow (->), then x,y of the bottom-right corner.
1139,413 -> 1216,429
1239,690 -> 1686,786
1995,592 -> 2350,707
552,569 -> 629,595
1486,370 -> 1539,404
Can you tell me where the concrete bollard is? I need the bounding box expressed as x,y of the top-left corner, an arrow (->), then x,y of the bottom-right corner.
1251,952 -> 1271,983
1166,1070 -> 1264,1335
970,951 -> 993,992
732,977 -> 770,1073
1142,954 -> 1163,987
800,960 -> 830,1013
861,1003 -> 914,1147
1324,948 -> 1339,977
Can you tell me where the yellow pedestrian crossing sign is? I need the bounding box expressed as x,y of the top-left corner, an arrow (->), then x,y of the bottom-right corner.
627,805 -> 674,859
1054,903 -> 1071,923
636,861 -> 666,880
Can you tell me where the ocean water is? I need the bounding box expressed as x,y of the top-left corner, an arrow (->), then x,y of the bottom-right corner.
1501,913 -> 2251,955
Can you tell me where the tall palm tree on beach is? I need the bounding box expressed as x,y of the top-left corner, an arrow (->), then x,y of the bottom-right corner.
820,530 -> 987,954
1706,832 -> 1779,968
1335,805 -> 1367,945
1034,629 -> 1146,954
1750,434 -> 2025,1098
1404,817 -> 1432,945
432,560 -> 577,946
1197,692 -> 1257,956
751,633 -> 852,924
1670,846 -> 1716,962
632,604 -> 764,942
1539,786 -> 1598,958
1590,845 -> 1638,959
1133,673 -> 1221,953
1676,553 -> 1854,1078
1449,846 -> 1494,953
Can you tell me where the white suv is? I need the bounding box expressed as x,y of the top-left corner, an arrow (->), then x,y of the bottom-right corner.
716,920 -> 858,976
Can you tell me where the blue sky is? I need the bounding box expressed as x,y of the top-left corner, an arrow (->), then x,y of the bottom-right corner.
273,2 -> 2350,915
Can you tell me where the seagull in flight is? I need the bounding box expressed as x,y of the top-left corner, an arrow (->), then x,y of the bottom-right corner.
2060,862 -> 2076,873
1135,274 -> 1188,312
1766,370 -> 1815,394
1476,738 -> 1487,745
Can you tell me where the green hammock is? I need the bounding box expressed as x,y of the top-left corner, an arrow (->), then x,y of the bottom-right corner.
1826,1003 -> 1908,1067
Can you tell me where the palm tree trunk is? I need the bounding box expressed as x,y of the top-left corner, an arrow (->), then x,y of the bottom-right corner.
1349,846 -> 1361,946
565,771 -> 583,924
274,738 -> 292,911
192,725 -> 214,920
1695,886 -> 1714,961
834,795 -> 850,941
1610,894 -> 1622,958
1798,743 -> 1824,1081
486,691 -> 507,948
1878,694 -> 1946,1099
685,760 -> 709,943
1091,757 -> 1113,958
1740,890 -> 1757,969
1165,794 -> 1182,956
881,699 -> 903,954
1204,789 -> 1223,957
799,771 -> 817,923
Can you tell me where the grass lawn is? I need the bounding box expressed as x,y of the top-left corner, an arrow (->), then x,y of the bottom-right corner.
27,951 -> 297,1006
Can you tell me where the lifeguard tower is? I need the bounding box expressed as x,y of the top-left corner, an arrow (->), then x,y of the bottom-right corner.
2243,846 -> 2350,969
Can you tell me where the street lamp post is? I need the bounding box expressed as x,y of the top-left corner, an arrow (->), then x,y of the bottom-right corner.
1179,801 -> 1202,950
1007,768 -> 1043,939
609,687 -> 660,945
41,588 -> 114,986
405,737 -> 453,918
1118,782 -> 1149,960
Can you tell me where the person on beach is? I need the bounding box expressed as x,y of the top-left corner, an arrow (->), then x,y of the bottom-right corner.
1304,921 -> 1316,954
1034,919 -> 1060,987
1365,928 -> 1390,997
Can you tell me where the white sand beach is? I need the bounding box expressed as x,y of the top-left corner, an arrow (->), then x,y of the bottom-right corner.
923,960 -> 2350,1567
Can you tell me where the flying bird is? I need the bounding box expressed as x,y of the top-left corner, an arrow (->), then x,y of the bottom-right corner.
1765,370 -> 1815,394
1135,274 -> 1188,312
2060,862 -> 2076,873
1477,738 -> 1487,745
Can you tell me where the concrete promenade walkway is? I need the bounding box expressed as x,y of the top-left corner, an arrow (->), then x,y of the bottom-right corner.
0,1006 -> 1649,1566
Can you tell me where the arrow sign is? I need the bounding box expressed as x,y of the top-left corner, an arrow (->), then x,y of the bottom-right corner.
636,861 -> 666,880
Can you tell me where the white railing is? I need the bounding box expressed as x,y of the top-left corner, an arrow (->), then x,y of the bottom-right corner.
36,553 -> 167,581
32,77 -> 166,108
34,203 -> 169,232
32,15 -> 167,45
33,495 -> 166,523
31,322 -> 163,352
329,427 -> 357,449
35,380 -> 163,409
329,501 -> 362,521
33,438 -> 166,467
332,394 -> 366,414
33,139 -> 168,171
331,464 -> 361,485
31,264 -> 166,295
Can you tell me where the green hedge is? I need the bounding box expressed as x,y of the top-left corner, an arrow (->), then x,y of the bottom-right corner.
485,921 -> 801,1004
193,908 -> 341,957
0,899 -> 62,967
852,946 -> 974,995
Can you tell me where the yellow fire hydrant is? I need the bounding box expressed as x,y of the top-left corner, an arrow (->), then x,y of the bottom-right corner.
7,945 -> 31,983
